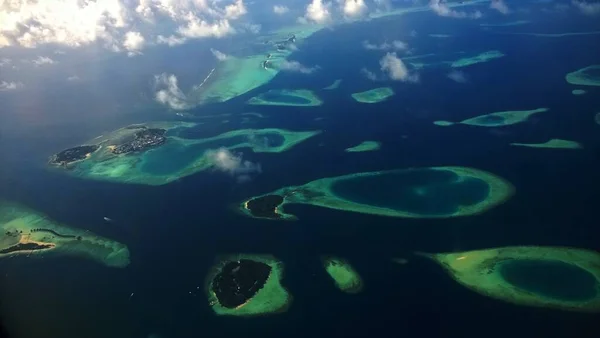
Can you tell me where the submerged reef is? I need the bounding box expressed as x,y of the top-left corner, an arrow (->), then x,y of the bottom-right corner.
420,246 -> 600,312
0,202 -> 129,267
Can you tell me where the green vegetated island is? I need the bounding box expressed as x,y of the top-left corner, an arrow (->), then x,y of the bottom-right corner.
180,0 -> 489,106
323,79 -> 342,90
322,256 -> 363,293
510,139 -> 582,149
419,246 -> 600,312
247,89 -> 323,106
351,87 -> 394,104
434,108 -> 548,127
238,166 -> 514,221
205,254 -> 292,316
566,65 -> 600,87
48,122 -> 321,185
345,141 -> 381,152
0,202 -> 129,267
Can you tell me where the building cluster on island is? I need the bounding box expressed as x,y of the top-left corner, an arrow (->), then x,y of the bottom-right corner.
50,126 -> 168,167
111,128 -> 167,155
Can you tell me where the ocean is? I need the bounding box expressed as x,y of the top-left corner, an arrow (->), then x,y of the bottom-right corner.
1,4 -> 600,338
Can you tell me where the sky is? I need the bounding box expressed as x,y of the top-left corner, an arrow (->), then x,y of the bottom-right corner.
0,0 -> 599,109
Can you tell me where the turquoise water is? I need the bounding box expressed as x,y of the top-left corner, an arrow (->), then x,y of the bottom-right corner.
329,169 -> 490,216
140,136 -> 249,175
139,133 -> 284,175
476,114 -> 506,125
261,91 -> 312,105
499,259 -> 598,301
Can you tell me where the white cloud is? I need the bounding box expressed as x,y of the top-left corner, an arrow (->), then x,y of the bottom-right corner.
277,60 -> 319,74
123,31 -> 145,56
379,52 -> 418,82
0,58 -> 11,67
338,0 -> 368,17
153,73 -> 191,110
363,40 -> 408,51
0,81 -> 24,91
178,18 -> 235,38
429,0 -> 483,18
224,0 -> 247,19
32,56 -> 56,65
572,0 -> 600,15
67,75 -> 80,81
242,23 -> 261,34
447,70 -> 467,83
490,0 -> 510,14
361,68 -> 379,81
0,0 -> 249,53
273,5 -> 290,14
157,35 -> 187,46
205,147 -> 261,182
210,48 -> 229,61
300,0 -> 332,24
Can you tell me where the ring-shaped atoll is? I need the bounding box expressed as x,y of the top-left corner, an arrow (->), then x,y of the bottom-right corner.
238,166 -> 514,220
419,246 -> 600,312
205,254 -> 292,316
322,256 -> 363,293
351,87 -> 394,104
510,139 -> 582,149
48,122 -> 321,185
434,108 -> 548,127
345,141 -> 381,152
565,65 -> 600,87
247,89 -> 323,106
0,202 -> 130,267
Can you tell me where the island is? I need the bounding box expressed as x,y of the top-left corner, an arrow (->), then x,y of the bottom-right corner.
595,112 -> 600,126
345,141 -> 381,152
419,246 -> 600,312
322,256 -> 363,293
0,201 -> 130,267
237,166 -> 514,220
479,20 -> 531,27
49,145 -> 100,166
572,89 -> 587,95
49,123 -> 321,185
323,79 -> 342,90
565,65 -> 600,86
510,139 -> 582,149
434,108 -> 548,127
351,87 -> 394,104
448,50 -> 505,68
247,89 -> 323,106
205,254 -> 292,316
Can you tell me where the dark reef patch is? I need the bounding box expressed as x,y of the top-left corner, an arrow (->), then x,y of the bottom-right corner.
246,195 -> 284,219
211,259 -> 272,308
0,242 -> 53,254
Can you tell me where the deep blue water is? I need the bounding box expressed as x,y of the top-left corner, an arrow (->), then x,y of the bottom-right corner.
1,4 -> 600,338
